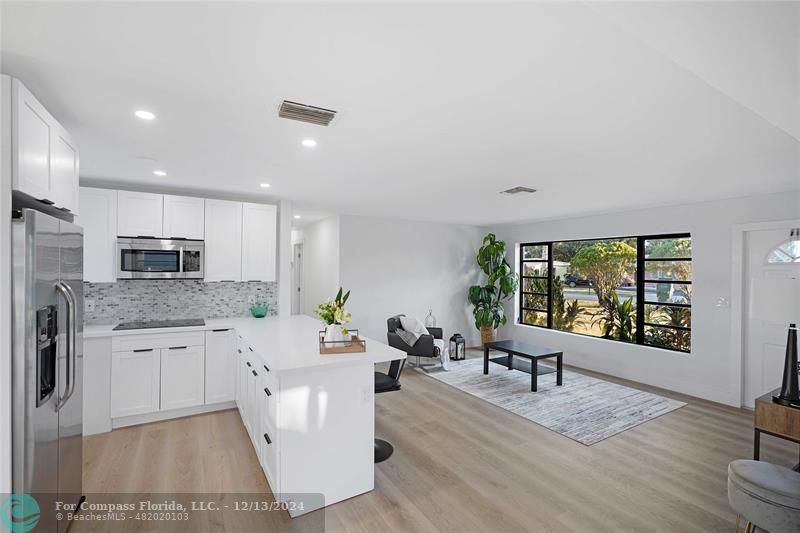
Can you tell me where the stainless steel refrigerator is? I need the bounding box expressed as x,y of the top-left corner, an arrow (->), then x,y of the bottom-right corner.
12,207 -> 83,533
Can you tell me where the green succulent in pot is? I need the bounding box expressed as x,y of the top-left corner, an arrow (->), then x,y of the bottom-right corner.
468,233 -> 519,346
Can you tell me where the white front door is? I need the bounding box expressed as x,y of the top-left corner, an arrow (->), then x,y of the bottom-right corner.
743,226 -> 800,407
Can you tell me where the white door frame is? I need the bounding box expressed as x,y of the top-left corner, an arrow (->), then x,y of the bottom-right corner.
730,218 -> 800,407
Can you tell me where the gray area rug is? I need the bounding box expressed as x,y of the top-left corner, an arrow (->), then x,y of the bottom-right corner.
423,357 -> 686,446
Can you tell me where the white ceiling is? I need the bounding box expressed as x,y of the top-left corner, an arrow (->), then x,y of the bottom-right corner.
2,1 -> 798,226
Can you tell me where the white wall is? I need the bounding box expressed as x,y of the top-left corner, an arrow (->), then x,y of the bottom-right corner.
338,215 -> 485,345
300,216 -> 341,320
490,191 -> 800,406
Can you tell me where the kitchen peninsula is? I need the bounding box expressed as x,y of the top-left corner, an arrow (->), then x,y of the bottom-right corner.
84,315 -> 406,516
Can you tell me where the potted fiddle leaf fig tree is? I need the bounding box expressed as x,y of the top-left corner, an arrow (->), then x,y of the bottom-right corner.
468,233 -> 519,346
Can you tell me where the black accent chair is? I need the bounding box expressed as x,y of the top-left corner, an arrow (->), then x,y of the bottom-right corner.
374,358 -> 405,463
387,314 -> 444,370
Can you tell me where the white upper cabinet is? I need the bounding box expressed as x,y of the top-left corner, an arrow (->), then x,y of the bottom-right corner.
117,191 -> 163,237
50,124 -> 79,214
4,76 -> 79,213
163,195 -> 205,240
204,199 -> 243,281
13,80 -> 51,202
76,187 -> 117,282
242,202 -> 277,282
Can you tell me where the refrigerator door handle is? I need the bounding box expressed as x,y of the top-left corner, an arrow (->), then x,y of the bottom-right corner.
54,281 -> 77,411
63,281 -> 78,405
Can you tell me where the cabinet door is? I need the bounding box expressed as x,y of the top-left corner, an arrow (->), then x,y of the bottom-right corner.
246,363 -> 259,445
241,203 -> 277,282
76,187 -> 117,282
234,337 -> 242,409
204,199 -> 242,281
160,345 -> 205,411
163,195 -> 205,239
205,329 -> 235,404
117,191 -> 164,238
12,78 -> 52,202
111,349 -> 161,418
50,124 -> 79,214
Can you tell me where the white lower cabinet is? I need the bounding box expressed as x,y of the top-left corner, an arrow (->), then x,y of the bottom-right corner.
111,348 -> 161,418
160,345 -> 205,411
205,329 -> 235,404
110,332 -> 209,423
236,339 -> 281,492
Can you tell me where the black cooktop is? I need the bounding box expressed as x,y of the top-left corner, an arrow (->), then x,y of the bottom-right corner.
113,318 -> 205,331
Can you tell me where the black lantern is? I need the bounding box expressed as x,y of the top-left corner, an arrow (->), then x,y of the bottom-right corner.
449,334 -> 466,361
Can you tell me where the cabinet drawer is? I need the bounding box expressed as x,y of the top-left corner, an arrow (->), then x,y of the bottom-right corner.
112,331 -> 205,352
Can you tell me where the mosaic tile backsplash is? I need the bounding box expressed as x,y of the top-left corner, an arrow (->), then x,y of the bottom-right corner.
84,280 -> 278,325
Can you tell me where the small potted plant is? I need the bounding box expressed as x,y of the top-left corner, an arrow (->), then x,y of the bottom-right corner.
317,288 -> 353,343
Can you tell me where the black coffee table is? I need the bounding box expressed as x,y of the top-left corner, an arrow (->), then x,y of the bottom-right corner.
483,340 -> 563,392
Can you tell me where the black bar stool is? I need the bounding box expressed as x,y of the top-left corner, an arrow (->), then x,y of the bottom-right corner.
374,358 -> 404,463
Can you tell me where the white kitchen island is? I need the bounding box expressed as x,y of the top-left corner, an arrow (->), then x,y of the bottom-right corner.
83,315 -> 406,517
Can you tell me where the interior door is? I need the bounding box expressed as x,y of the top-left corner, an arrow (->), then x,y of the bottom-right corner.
291,243 -> 303,314
743,226 -> 800,407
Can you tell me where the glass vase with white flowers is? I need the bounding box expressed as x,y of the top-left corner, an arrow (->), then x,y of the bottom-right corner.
317,288 -> 353,343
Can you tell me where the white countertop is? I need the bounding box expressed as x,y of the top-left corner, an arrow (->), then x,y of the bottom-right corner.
85,315 -> 405,372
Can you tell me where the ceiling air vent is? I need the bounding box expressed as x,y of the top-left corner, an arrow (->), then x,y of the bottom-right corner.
500,186 -> 537,195
279,100 -> 337,126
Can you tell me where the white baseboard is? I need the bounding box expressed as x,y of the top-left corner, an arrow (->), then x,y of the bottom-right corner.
111,401 -> 236,430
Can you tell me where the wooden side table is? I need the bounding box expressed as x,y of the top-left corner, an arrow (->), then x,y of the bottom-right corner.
754,388 -> 800,471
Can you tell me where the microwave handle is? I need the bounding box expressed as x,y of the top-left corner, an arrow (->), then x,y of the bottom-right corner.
179,247 -> 184,273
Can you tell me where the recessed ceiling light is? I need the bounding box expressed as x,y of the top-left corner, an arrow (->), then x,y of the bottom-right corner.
294,215 -> 301,219
135,110 -> 156,120
260,183 -> 271,188
301,139 -> 317,148
153,170 -> 167,177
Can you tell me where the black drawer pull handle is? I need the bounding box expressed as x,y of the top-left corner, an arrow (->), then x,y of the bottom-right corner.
169,346 -> 187,350
263,387 -> 271,396
263,364 -> 270,372
133,348 -> 153,353
251,370 -> 258,377
246,361 -> 251,367
248,347 -> 253,352
212,328 -> 229,332
263,433 -> 271,444
237,349 -> 242,354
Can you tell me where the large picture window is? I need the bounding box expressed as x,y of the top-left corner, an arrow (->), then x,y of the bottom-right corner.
519,233 -> 691,353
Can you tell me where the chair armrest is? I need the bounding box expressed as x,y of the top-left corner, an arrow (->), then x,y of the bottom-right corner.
408,334 -> 436,357
426,327 -> 443,340
387,332 -> 437,357
387,331 -> 412,353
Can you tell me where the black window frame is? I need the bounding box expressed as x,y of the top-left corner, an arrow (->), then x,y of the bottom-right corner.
518,233 -> 691,353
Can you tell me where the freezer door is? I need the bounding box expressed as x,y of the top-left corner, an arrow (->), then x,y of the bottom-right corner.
57,219 -> 84,533
12,209 -> 61,533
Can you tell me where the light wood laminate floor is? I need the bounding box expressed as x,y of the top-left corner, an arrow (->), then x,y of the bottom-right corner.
81,356 -> 795,532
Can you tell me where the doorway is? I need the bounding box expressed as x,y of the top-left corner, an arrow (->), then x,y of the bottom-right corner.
291,242 -> 303,315
742,225 -> 800,408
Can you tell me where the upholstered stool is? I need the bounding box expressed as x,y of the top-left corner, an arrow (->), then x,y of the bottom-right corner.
728,459 -> 800,533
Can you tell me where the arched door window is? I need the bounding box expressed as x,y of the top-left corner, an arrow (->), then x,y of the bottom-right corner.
767,230 -> 800,263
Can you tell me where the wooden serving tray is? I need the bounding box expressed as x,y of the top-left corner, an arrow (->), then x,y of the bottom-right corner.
319,332 -> 367,355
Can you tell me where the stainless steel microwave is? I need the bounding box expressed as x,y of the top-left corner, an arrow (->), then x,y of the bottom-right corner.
117,237 -> 204,279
